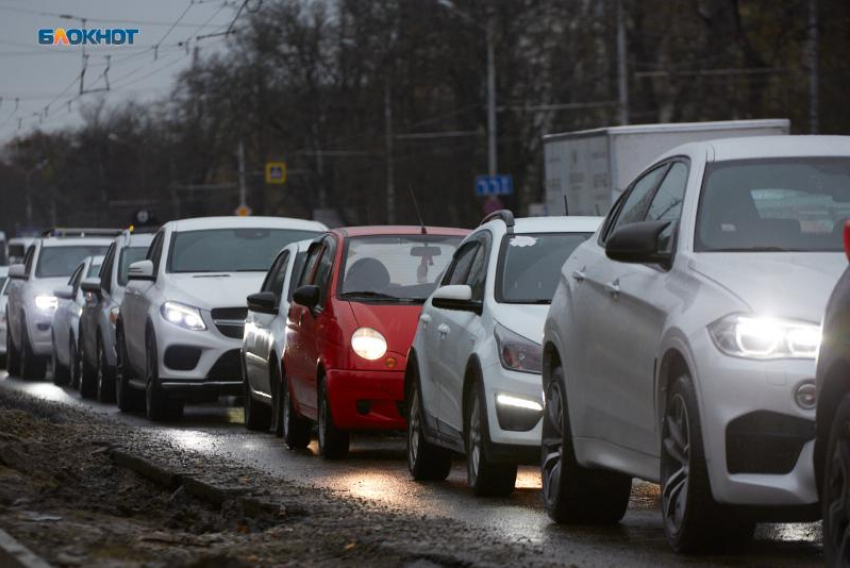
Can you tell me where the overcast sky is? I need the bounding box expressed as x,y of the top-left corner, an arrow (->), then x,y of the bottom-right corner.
0,0 -> 237,144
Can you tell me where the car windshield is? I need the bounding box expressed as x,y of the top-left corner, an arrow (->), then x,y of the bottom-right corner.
35,246 -> 109,278
339,235 -> 462,302
86,262 -> 102,278
498,233 -> 593,304
167,228 -> 321,273
118,247 -> 149,285
696,158 -> 850,252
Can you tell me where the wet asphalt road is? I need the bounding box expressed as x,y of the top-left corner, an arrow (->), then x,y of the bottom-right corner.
0,372 -> 823,567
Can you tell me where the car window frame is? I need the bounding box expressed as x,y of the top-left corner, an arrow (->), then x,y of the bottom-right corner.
312,235 -> 338,311
23,245 -> 35,277
100,243 -> 117,294
441,240 -> 482,287
463,232 -> 491,303
599,162 -> 671,244
147,232 -> 165,276
262,250 -> 291,308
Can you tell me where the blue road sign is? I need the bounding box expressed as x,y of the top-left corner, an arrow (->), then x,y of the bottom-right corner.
475,174 -> 514,197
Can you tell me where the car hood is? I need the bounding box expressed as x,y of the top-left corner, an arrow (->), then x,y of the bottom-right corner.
691,252 -> 847,323
34,277 -> 72,297
346,301 -> 423,356
493,304 -> 549,344
164,273 -> 266,310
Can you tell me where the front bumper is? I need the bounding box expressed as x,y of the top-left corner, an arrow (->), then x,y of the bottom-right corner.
325,368 -> 406,430
28,308 -> 56,356
693,332 -> 818,509
482,362 -> 544,453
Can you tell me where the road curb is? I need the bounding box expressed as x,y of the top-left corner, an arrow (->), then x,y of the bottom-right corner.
110,449 -> 182,490
0,527 -> 52,568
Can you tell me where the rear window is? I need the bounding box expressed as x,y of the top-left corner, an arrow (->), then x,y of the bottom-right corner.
36,246 -> 110,278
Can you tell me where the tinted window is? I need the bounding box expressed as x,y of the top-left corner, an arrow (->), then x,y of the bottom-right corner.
340,235 -> 462,302
100,244 -> 116,293
287,251 -> 308,301
36,246 -> 109,278
498,233 -> 593,303
86,261 -> 103,278
446,243 -> 479,286
696,158 -> 850,252
168,229 -> 320,273
646,162 -> 688,222
0,277 -> 6,293
118,247 -> 149,286
8,244 -> 25,260
608,165 -> 668,237
299,244 -> 323,287
465,245 -> 488,302
262,251 -> 290,306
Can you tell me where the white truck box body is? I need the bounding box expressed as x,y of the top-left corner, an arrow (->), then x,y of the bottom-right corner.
543,119 -> 790,216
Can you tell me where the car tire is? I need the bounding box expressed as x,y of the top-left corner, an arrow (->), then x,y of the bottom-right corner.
145,330 -> 183,421
243,358 -> 271,431
6,320 -> 20,375
282,369 -> 311,450
661,373 -> 755,553
317,376 -> 349,459
465,379 -> 517,497
115,328 -> 141,413
68,336 -> 79,389
406,362 -> 452,481
19,317 -> 47,380
78,335 -> 97,399
542,364 -> 632,524
270,363 -> 284,438
96,337 -> 116,403
824,393 -> 850,567
51,333 -> 70,386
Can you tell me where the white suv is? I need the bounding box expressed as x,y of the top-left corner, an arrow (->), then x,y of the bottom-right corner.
542,136 -> 848,552
406,212 -> 601,496
116,216 -> 326,421
6,232 -> 115,379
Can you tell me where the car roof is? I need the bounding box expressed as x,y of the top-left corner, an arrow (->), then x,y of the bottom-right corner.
166,216 -> 328,233
511,216 -> 603,234
41,237 -> 116,247
334,225 -> 471,238
659,135 -> 850,163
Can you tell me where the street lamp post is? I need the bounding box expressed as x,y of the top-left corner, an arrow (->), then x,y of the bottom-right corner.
21,160 -> 48,228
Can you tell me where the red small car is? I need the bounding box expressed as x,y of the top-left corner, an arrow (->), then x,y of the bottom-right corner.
282,226 -> 468,458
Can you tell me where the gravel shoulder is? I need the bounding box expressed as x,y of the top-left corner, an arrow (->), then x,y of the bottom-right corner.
0,387 -> 562,567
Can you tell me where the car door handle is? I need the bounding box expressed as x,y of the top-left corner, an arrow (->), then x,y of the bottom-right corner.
437,323 -> 450,337
572,270 -> 586,283
605,280 -> 620,298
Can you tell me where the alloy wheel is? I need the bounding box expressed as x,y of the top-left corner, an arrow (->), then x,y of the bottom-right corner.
468,395 -> 482,481
408,388 -> 421,468
662,393 -> 690,536
541,379 -> 564,510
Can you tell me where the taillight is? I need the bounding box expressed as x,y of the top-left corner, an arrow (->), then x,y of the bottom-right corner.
844,220 -> 850,262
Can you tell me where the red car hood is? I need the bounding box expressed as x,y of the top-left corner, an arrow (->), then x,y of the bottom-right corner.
346,301 -> 423,357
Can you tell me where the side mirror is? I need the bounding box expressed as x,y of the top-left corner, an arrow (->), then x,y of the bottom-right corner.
54,285 -> 75,300
80,278 -> 102,298
8,264 -> 25,280
292,285 -> 320,311
128,260 -> 154,281
431,284 -> 482,314
605,220 -> 674,267
247,291 -> 277,314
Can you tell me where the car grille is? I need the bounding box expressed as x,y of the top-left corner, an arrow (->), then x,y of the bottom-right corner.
211,307 -> 248,339
726,411 -> 814,475
207,349 -> 242,381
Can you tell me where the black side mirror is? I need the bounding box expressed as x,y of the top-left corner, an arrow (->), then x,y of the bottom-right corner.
605,220 -> 674,267
247,291 -> 277,314
292,285 -> 321,311
80,279 -> 102,299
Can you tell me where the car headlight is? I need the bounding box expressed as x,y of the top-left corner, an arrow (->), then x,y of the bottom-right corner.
34,295 -> 58,311
494,322 -> 542,373
708,314 -> 821,360
351,327 -> 387,360
109,306 -> 120,325
160,301 -> 206,331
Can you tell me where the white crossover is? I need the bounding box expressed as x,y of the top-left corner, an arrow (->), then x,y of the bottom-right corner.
51,255 -> 103,395
542,136 -> 849,552
241,239 -> 313,433
406,212 -> 601,496
6,232 -> 115,379
117,216 -> 326,421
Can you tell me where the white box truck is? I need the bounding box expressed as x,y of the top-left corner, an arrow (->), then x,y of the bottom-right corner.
543,119 -> 790,216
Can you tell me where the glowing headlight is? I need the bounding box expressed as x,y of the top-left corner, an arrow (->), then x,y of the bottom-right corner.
496,393 -> 543,412
708,314 -> 821,360
160,301 -> 206,331
351,327 -> 387,360
34,295 -> 58,311
494,323 -> 543,373
109,306 -> 120,325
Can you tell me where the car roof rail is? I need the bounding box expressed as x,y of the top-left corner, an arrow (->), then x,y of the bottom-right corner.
42,227 -> 123,238
479,210 -> 515,233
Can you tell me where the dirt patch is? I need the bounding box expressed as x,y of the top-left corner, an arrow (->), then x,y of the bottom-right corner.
0,387 -> 562,567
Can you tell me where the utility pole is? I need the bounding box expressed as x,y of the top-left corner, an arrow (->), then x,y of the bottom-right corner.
384,80 -> 395,224
237,141 -> 247,209
616,0 -> 629,125
486,17 -> 498,176
808,0 -> 819,134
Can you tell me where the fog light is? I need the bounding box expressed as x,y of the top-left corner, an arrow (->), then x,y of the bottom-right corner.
794,381 -> 816,410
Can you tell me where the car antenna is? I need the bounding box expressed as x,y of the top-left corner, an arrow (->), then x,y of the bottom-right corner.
563,195 -> 570,216
409,185 -> 427,234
